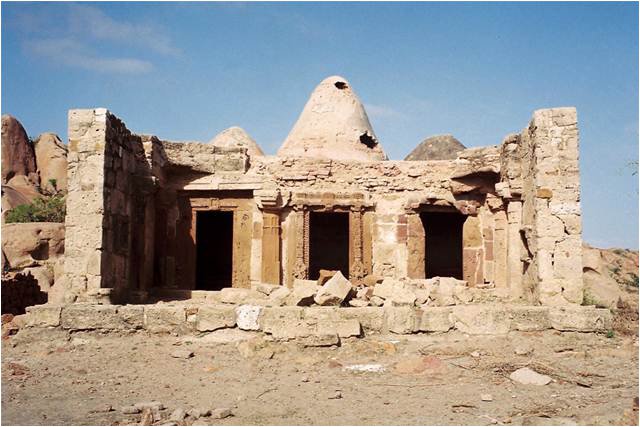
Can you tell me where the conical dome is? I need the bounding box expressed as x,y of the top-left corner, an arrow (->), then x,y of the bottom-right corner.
277,76 -> 387,161
209,126 -> 264,157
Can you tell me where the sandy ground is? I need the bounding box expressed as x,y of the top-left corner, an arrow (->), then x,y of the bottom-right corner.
1,327 -> 638,426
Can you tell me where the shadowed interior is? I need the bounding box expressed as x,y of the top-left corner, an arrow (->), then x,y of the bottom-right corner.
421,211 -> 465,279
309,212 -> 350,280
196,211 -> 233,290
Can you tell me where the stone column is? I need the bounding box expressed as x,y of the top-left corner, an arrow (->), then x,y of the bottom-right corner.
462,215 -> 483,286
506,200 -> 525,300
261,210 -> 281,285
349,208 -> 366,283
493,210 -> 508,288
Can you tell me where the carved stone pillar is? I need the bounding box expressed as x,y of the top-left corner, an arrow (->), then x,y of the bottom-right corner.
406,213 -> 425,279
349,208 -> 366,282
261,210 -> 281,285
292,205 -> 309,280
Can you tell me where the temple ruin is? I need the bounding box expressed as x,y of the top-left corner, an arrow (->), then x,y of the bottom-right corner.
26,75 -> 611,338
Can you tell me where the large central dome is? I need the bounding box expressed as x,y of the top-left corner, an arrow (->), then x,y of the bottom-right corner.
277,76 -> 387,161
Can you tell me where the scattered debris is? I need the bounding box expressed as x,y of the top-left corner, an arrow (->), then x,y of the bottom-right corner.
170,349 -> 194,359
343,364 -> 386,373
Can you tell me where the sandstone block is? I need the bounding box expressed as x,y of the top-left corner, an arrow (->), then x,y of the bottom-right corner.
385,306 -> 418,334
314,271 -> 352,306
269,287 -> 291,306
507,306 -> 550,331
316,319 -> 361,338
337,307 -> 385,332
196,306 -> 236,332
373,278 -> 416,306
144,305 -> 187,334
416,307 -> 454,332
453,305 -> 511,335
548,306 -> 611,332
219,288 -> 265,304
235,305 -> 262,331
287,280 -> 319,306
317,269 -> 338,286
60,304 -> 121,330
299,333 -> 340,347
25,304 -> 61,327
253,283 -> 280,296
118,305 -> 144,329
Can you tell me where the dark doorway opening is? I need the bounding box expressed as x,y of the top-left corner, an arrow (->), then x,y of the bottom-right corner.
309,212 -> 350,280
196,211 -> 233,290
420,211 -> 465,279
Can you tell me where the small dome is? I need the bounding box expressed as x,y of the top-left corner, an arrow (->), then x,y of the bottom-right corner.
277,76 -> 387,161
208,126 -> 264,157
405,134 -> 465,161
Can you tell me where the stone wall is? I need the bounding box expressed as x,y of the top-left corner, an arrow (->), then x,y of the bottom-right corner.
62,109 -> 158,303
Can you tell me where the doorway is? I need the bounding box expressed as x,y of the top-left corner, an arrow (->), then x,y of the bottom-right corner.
309,212 -> 350,280
196,211 -> 233,290
420,211 -> 465,279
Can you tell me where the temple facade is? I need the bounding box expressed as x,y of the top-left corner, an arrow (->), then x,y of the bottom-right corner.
55,76 -> 584,308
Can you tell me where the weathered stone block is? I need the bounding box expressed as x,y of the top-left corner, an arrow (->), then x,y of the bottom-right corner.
385,306 -> 418,334
316,319 -> 361,338
60,304 -> 121,330
548,306 -> 611,332
118,305 -> 144,329
314,271 -> 352,306
25,305 -> 62,327
287,280 -> 319,306
452,305 -> 511,335
144,305 -> 188,334
416,307 -> 454,332
235,305 -> 262,331
196,306 -> 236,332
337,307 -> 385,332
507,306 -> 550,331
219,288 -> 265,305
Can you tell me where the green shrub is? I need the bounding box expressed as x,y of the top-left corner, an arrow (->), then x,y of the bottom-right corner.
5,194 -> 66,223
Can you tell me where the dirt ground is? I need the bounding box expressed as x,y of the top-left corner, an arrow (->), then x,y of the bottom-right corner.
1,327 -> 638,426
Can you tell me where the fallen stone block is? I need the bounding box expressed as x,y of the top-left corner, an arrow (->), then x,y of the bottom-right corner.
348,299 -> 369,307
253,283 -> 280,296
196,306 -> 236,332
25,305 -> 62,327
219,288 -> 265,304
287,280 -> 319,306
548,306 -> 612,332
314,271 -> 352,306
260,306 -> 307,339
210,408 -> 233,419
373,278 -> 416,306
317,269 -> 338,286
269,287 -> 291,306
235,305 -> 262,331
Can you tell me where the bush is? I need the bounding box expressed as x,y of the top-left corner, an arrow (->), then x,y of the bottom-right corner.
5,194 -> 66,223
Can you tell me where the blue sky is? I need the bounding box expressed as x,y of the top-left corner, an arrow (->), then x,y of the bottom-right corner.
2,1 -> 638,249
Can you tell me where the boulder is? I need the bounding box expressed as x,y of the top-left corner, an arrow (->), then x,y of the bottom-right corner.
404,134 -> 465,161
1,115 -> 37,184
1,222 -> 65,269
34,133 -> 67,193
314,271 -> 352,306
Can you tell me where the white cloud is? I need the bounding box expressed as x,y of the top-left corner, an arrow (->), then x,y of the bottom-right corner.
68,5 -> 180,56
25,38 -> 153,74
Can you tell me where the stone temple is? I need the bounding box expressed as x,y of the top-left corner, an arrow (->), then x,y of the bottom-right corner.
27,75 -> 610,337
